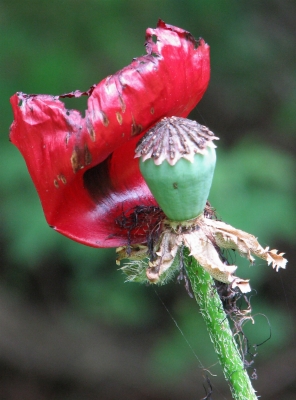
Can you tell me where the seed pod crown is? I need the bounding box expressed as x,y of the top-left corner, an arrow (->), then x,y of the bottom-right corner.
135,116 -> 218,165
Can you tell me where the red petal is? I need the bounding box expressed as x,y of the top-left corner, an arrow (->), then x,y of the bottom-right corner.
9,20 -> 210,247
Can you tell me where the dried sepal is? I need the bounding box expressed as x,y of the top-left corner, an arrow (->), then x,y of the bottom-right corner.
116,244 -> 148,265
119,243 -> 180,285
117,219 -> 251,292
118,212 -> 287,293
265,248 -> 287,271
146,231 -> 179,282
204,219 -> 287,271
116,214 -> 287,294
182,230 -> 251,293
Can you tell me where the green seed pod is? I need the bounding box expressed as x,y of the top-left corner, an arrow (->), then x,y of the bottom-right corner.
135,117 -> 218,222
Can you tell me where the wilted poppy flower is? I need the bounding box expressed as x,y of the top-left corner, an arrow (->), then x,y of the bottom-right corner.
118,117 -> 287,293
9,20 -> 210,248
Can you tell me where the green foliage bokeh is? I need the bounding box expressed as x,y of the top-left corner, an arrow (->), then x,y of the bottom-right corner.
0,1 -> 295,399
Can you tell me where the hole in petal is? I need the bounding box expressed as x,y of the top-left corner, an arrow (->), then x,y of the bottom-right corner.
61,95 -> 88,114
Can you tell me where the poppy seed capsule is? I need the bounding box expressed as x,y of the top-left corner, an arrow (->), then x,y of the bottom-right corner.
135,117 -> 218,222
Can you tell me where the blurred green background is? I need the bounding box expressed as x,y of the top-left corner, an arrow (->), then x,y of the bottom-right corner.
1,1 -> 295,399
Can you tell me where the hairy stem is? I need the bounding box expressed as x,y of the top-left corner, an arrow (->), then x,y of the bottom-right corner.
185,255 -> 257,400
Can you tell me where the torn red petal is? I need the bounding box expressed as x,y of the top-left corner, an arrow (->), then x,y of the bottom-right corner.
9,20 -> 210,247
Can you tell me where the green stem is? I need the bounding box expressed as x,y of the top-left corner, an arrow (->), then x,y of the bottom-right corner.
185,255 -> 257,400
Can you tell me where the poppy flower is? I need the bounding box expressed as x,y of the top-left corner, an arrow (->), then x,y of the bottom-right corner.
118,117 -> 286,293
9,20 -> 210,248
